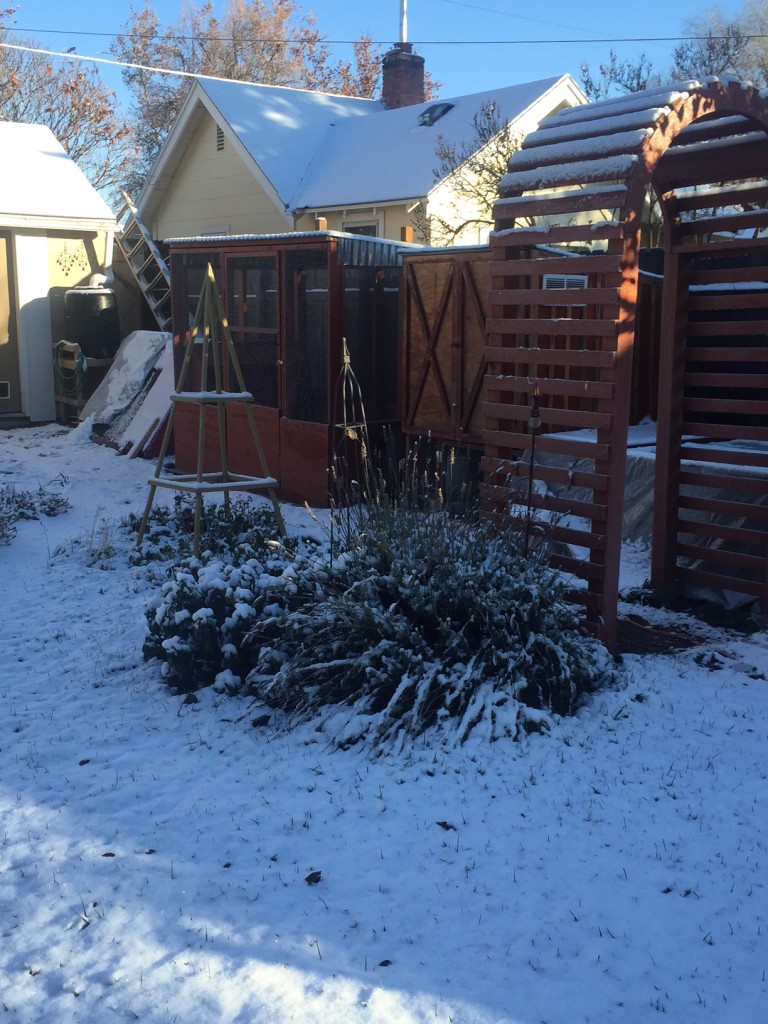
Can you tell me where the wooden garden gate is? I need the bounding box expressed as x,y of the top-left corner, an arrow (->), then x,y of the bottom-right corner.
401,247 -> 489,444
485,78 -> 768,645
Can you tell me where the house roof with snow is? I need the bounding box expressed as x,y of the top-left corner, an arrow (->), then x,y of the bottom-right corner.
0,122 -> 116,230
137,72 -> 586,222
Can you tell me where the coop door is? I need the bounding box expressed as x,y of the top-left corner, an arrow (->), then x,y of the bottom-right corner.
224,254 -> 280,480
0,233 -> 21,413
279,249 -> 331,504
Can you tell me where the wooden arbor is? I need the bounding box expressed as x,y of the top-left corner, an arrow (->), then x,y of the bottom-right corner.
485,78 -> 768,645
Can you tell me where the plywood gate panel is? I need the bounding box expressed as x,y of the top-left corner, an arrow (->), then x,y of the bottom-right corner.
401,249 -> 490,444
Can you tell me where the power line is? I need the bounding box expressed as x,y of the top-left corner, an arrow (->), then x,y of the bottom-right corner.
0,42 -> 235,83
9,27 -> 768,47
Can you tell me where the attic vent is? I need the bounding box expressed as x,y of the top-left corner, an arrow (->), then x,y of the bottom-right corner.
216,125 -> 225,152
543,274 -> 588,290
418,102 -> 454,127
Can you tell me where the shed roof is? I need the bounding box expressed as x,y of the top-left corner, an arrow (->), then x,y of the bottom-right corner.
0,122 -> 116,229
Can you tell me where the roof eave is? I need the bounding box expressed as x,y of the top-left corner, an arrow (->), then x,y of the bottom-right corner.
0,213 -> 116,232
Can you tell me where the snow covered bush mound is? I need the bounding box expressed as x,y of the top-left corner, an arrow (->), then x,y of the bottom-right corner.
0,481 -> 70,544
140,498 -> 611,748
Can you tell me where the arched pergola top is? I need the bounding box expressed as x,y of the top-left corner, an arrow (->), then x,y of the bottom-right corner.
484,77 -> 768,646
493,76 -> 768,240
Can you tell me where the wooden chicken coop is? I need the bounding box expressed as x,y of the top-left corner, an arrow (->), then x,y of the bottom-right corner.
168,232 -> 403,506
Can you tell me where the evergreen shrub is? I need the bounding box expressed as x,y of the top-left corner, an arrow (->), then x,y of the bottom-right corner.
140,492 -> 611,747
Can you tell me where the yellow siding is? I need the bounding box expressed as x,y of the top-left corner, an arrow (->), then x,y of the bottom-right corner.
155,117 -> 291,239
47,231 -> 109,289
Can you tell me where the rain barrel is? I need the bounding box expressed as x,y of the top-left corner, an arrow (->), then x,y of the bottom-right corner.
64,287 -> 121,359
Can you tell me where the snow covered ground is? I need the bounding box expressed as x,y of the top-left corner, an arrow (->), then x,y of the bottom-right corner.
0,424 -> 765,1023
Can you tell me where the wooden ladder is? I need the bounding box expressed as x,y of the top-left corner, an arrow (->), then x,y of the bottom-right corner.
115,192 -> 172,332
137,263 -> 286,555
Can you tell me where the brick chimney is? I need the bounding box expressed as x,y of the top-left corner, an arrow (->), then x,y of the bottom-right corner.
382,42 -> 425,109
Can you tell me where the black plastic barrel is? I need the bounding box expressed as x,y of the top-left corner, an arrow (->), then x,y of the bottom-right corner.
64,287 -> 121,360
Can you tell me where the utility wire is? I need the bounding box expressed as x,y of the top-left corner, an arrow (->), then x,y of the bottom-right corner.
9,28 -> 768,46
2,32 -> 764,88
0,42 -> 239,83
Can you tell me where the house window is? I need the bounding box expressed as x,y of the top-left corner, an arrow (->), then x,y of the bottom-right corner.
343,223 -> 378,238
216,125 -> 225,152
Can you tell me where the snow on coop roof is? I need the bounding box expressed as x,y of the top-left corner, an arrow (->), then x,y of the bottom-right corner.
0,122 -> 115,229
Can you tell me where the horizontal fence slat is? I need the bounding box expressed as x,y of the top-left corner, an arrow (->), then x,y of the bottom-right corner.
677,209 -> 768,237
549,553 -> 605,581
681,444 -> 768,469
677,517 -> 768,546
492,188 -> 627,220
683,371 -> 768,389
682,396 -> 768,415
481,456 -> 610,492
489,287 -> 619,306
679,468 -> 768,492
485,347 -> 616,368
487,376 -> 615,400
489,255 -> 619,276
501,489 -> 607,521
686,320 -> 768,337
684,347 -> 768,363
672,183 -> 768,213
548,524 -> 606,550
688,266 -> 768,286
680,421 -> 768,443
484,401 -> 613,432
688,292 -> 768,312
676,542 -> 766,572
674,565 -> 765,598
672,235 -> 768,256
487,317 -> 620,337
491,223 -> 625,246
483,429 -> 610,461
678,493 -> 768,520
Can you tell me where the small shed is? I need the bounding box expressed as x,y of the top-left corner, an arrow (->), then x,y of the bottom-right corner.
168,231 -> 407,505
0,122 -> 118,425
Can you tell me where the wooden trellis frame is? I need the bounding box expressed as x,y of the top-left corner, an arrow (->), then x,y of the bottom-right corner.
485,78 -> 768,646
138,263 -> 285,555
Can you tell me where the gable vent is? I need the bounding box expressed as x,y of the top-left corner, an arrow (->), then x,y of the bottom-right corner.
216,125 -> 225,152
418,102 -> 454,127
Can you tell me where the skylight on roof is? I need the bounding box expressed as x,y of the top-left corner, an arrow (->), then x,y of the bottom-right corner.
418,102 -> 454,127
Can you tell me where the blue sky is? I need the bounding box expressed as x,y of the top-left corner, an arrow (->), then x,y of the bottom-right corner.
10,0 -> 747,103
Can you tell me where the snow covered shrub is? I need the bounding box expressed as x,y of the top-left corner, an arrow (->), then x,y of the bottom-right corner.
140,483 -> 610,743
130,495 -> 284,563
0,483 -> 70,544
244,508 -> 611,745
139,497 -> 314,691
